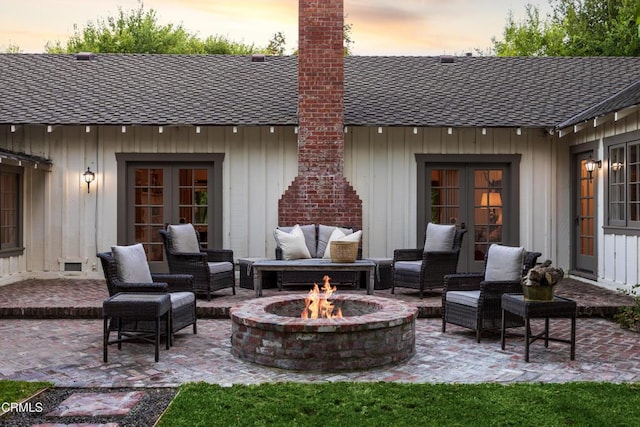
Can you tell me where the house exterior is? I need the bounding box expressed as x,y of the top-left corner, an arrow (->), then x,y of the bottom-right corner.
1,0 -> 640,291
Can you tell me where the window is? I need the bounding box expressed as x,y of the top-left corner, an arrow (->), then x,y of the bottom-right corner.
606,132 -> 640,231
0,165 -> 22,254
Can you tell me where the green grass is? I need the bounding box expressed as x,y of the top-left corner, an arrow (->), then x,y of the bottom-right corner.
158,381 -> 640,427
4,380 -> 639,426
0,380 -> 52,406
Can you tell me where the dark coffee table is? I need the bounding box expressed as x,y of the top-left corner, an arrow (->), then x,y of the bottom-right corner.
501,293 -> 577,362
250,259 -> 376,297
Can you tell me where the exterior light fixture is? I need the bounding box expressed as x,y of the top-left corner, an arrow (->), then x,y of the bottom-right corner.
584,156 -> 602,181
611,161 -> 624,172
83,167 -> 95,193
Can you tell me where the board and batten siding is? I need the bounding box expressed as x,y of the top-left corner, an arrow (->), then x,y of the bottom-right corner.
346,126 -> 565,266
567,112 -> 640,290
1,124 -> 563,284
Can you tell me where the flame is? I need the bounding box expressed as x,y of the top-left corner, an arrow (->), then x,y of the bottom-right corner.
301,275 -> 343,319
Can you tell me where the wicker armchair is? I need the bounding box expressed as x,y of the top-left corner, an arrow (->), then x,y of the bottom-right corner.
159,224 -> 235,300
392,225 -> 467,298
97,251 -> 197,336
442,246 -> 542,342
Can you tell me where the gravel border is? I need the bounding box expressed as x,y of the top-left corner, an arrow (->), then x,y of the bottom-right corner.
0,387 -> 177,426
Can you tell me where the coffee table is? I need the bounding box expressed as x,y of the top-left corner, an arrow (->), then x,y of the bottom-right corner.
251,259 -> 376,297
501,293 -> 577,362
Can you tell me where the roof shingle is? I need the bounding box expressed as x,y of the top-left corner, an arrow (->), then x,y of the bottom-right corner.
1,54 -> 639,128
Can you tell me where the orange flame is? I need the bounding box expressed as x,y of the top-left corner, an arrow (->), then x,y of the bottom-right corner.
301,275 -> 343,319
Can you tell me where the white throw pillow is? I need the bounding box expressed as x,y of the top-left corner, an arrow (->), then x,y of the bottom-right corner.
424,223 -> 456,252
112,243 -> 153,283
277,224 -> 317,257
274,224 -> 312,260
484,244 -> 525,281
323,229 -> 363,259
168,223 -> 201,253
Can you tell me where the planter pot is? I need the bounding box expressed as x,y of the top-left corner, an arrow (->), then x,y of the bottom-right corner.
522,284 -> 556,302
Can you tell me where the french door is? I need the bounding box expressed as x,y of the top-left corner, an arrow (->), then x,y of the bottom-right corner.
572,151 -> 597,277
117,154 -> 224,273
418,155 -> 520,273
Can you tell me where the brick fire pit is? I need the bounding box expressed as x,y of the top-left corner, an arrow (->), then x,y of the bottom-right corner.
230,294 -> 418,371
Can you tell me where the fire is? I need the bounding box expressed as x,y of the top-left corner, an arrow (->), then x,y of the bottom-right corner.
301,275 -> 343,319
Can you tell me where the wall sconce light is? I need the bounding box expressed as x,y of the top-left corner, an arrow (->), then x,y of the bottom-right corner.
83,167 -> 95,193
584,156 -> 602,181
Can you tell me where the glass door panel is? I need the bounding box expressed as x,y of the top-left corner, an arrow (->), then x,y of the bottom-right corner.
574,152 -> 597,275
473,169 -> 504,262
133,168 -> 166,262
177,168 -> 209,247
430,169 -> 461,225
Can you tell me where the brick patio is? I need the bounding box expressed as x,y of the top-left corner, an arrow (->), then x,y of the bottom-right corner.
0,276 -> 639,388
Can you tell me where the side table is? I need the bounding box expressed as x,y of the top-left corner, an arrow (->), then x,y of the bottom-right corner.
501,293 -> 577,362
238,257 -> 278,290
103,293 -> 171,362
365,257 -> 393,290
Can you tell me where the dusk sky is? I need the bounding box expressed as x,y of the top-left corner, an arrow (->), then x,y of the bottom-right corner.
0,0 -> 552,55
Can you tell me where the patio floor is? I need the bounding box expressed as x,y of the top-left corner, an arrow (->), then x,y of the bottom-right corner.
0,276 -> 638,388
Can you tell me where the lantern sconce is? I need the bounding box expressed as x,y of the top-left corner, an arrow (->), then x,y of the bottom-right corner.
584,156 -> 602,181
83,167 -> 95,193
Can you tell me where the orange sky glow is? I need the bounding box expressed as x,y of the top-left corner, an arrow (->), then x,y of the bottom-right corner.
0,0 -> 552,55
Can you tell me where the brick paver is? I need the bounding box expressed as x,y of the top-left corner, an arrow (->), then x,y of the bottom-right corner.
1,317 -> 639,387
0,277 -> 638,388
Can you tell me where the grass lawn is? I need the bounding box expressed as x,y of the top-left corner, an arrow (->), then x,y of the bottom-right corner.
3,380 -> 639,426
0,380 -> 52,405
159,381 -> 640,426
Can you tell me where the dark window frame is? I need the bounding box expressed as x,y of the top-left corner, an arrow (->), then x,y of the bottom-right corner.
604,130 -> 640,236
415,154 -> 521,247
116,153 -> 225,247
0,164 -> 24,257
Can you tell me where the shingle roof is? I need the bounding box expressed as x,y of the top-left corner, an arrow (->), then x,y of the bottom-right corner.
1,54 -> 640,128
557,79 -> 640,128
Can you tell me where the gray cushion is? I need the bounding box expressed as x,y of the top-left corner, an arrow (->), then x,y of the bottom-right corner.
446,290 -> 481,307
424,223 -> 456,252
394,260 -> 422,274
485,245 -> 525,281
169,291 -> 195,309
277,224 -> 317,257
111,243 -> 153,283
168,223 -> 200,253
317,224 -> 353,258
208,261 -> 234,274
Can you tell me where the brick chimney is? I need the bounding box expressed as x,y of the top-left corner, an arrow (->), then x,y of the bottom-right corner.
278,0 -> 362,228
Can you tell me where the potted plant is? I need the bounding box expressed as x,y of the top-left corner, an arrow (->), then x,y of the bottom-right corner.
522,259 -> 564,301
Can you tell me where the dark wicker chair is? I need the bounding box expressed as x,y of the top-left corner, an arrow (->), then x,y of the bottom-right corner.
392,226 -> 467,298
97,251 -> 197,337
159,227 -> 235,300
442,247 -> 542,342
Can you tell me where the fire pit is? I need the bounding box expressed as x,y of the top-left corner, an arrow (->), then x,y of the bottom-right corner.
230,279 -> 418,371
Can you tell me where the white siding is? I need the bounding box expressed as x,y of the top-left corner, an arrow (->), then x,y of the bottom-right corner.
567,111 -> 640,290
1,124 -> 565,284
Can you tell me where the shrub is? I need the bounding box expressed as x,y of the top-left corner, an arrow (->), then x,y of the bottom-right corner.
614,284 -> 640,331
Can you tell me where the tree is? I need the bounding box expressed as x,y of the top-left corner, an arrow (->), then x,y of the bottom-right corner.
493,0 -> 640,56
1,43 -> 22,53
45,1 -> 260,54
265,32 -> 287,56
